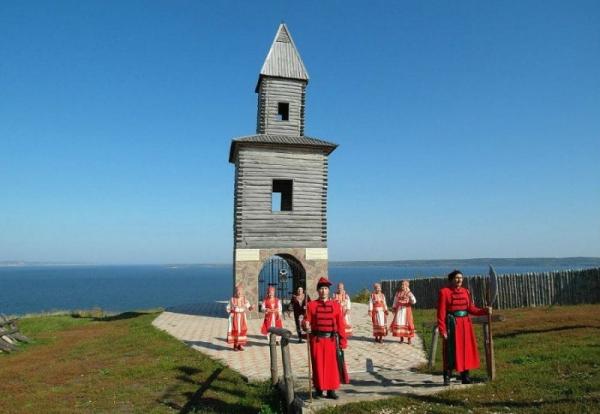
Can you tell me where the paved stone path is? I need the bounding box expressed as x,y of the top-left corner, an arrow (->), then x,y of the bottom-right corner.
153,302 -> 473,411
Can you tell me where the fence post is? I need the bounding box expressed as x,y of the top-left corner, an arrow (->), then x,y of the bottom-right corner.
428,325 -> 439,370
269,333 -> 278,385
281,336 -> 294,413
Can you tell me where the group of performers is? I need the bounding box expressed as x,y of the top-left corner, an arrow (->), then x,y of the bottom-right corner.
368,280 -> 417,343
226,268 -> 492,395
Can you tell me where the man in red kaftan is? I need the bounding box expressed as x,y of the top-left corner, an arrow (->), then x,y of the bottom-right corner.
437,270 -> 491,385
304,277 -> 348,399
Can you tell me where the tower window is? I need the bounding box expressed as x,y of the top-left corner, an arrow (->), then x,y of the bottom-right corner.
272,179 -> 293,211
277,102 -> 289,121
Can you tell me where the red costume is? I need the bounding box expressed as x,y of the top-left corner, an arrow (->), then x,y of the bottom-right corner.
390,289 -> 416,339
368,291 -> 388,339
437,286 -> 487,372
305,295 -> 348,391
226,295 -> 251,349
333,291 -> 353,336
260,295 -> 283,335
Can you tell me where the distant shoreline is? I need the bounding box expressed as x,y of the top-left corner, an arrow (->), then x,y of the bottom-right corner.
2,257 -> 600,268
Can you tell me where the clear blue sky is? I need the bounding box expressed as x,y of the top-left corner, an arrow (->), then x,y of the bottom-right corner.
1,1 -> 599,264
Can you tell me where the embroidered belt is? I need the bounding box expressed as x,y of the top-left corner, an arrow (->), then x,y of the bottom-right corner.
312,331 -> 335,338
452,310 -> 468,317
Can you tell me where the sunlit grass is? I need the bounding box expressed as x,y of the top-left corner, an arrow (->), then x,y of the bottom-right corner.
319,304 -> 600,413
1,312 -> 281,413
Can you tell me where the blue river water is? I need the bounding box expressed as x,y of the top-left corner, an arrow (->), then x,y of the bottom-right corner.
0,261 -> 596,315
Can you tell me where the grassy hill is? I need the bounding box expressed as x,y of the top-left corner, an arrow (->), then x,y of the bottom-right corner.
1,305 -> 599,413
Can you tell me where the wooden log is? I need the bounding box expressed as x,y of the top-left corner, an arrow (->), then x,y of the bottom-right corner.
9,332 -> 31,343
0,338 -> 16,352
0,319 -> 17,328
428,325 -> 439,371
280,337 -> 295,413
269,333 -> 278,385
0,328 -> 19,336
483,322 -> 496,380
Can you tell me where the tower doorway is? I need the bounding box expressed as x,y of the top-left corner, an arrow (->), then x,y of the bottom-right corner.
258,254 -> 306,306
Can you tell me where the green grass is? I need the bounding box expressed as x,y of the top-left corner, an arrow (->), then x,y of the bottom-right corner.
319,304 -> 600,414
1,312 -> 281,413
352,288 -> 371,304
3,305 -> 599,413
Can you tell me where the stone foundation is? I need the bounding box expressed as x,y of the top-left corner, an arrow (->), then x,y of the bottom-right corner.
233,247 -> 328,318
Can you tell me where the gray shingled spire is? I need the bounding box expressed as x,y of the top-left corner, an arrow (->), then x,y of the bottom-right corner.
258,23 -> 309,84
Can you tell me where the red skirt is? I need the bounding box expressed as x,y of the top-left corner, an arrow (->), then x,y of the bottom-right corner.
260,312 -> 283,335
227,312 -> 248,345
390,306 -> 415,338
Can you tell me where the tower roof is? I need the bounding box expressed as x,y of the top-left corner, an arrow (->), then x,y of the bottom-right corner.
229,134 -> 337,163
256,24 -> 309,91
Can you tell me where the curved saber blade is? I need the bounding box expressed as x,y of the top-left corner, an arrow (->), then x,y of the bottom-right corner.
488,265 -> 498,307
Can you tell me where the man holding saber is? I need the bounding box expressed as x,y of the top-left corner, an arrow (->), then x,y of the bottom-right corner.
304,277 -> 349,399
437,270 -> 492,385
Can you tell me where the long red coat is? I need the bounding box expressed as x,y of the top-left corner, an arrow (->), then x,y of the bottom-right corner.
437,286 -> 487,372
305,299 -> 348,390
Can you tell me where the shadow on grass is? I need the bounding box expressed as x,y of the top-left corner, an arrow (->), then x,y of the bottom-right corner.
93,312 -> 149,322
158,365 -> 280,414
495,324 -> 600,339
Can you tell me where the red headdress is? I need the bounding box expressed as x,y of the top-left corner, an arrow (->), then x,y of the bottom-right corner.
316,277 -> 332,289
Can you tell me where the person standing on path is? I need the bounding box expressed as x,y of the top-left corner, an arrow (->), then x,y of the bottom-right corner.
289,286 -> 310,343
304,277 -> 348,399
333,282 -> 353,337
226,284 -> 254,351
437,270 -> 492,385
260,285 -> 283,339
390,280 -> 417,344
368,283 -> 389,343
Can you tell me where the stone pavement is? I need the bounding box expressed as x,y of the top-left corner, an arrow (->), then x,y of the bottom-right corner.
152,302 -> 473,411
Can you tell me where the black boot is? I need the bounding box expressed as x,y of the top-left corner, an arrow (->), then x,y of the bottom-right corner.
443,370 -> 451,386
460,370 -> 472,384
298,332 -> 303,343
326,390 -> 339,400
314,388 -> 323,398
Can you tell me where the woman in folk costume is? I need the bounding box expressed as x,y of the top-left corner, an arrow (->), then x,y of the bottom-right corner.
390,280 -> 417,344
289,286 -> 310,343
304,277 -> 348,399
368,283 -> 389,343
226,284 -> 254,351
333,282 -> 352,337
260,285 -> 283,337
437,270 -> 491,385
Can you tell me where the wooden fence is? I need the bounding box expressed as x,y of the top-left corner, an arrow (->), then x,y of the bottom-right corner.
381,267 -> 600,310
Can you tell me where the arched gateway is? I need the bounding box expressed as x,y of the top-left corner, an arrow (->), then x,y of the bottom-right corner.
229,24 -> 338,315
258,254 -> 306,303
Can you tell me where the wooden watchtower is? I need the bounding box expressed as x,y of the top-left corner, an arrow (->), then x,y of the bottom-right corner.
229,24 -> 337,310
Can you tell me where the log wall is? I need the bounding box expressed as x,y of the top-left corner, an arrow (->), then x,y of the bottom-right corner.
234,146 -> 327,248
256,77 -> 306,136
